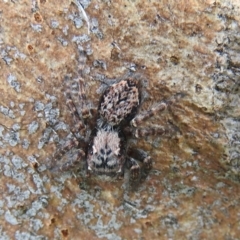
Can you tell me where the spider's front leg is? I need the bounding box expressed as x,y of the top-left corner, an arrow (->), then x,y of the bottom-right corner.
127,148 -> 152,181
64,75 -> 92,134
51,71 -> 90,173
51,132 -> 86,172
54,137 -> 79,160
131,92 -> 185,127
127,157 -> 140,180
134,125 -> 166,138
131,102 -> 167,128
56,149 -> 85,172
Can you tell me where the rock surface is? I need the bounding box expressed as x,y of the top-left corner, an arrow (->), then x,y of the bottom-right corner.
0,0 -> 239,239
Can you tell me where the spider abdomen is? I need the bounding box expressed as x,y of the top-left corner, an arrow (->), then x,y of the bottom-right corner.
99,79 -> 140,125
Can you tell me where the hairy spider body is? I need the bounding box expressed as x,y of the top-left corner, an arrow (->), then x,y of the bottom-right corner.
52,52 -> 183,182
86,78 -> 140,177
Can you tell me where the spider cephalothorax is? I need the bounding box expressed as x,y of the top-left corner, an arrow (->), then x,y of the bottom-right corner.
87,128 -> 124,175
52,51 -> 182,182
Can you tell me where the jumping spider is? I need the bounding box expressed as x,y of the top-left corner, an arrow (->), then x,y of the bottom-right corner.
52,51 -> 183,182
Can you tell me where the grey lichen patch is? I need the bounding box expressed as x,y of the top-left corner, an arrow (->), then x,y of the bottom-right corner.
57,37 -> 68,47
0,154 -> 10,165
11,155 -> 28,169
37,164 -> 47,173
7,74 -> 21,93
0,125 -> 5,137
44,103 -> 60,125
29,218 -> 44,232
212,5 -> 240,177
53,121 -> 68,131
10,101 -> 15,108
22,139 -> 30,149
90,18 -> 103,39
19,103 -> 26,116
62,25 -> 69,36
50,19 -> 59,29
12,123 -> 20,132
32,94 -> 65,149
34,101 -> 45,112
5,183 -> 31,205
32,173 -> 45,194
0,106 -> 15,119
27,155 -> 39,167
73,190 -> 123,239
38,127 -> 53,149
72,34 -> 91,44
195,207 -> 217,230
91,216 -> 122,240
160,214 -> 179,230
30,23 -> 43,32
28,121 -> 39,134
221,118 -> 240,175
1,49 -> 13,65
0,228 -> 10,240
25,196 -> 49,218
1,45 -> 27,65
3,164 -> 12,178
75,0 -> 91,9
4,210 -> 19,225
15,231 -> 46,240
13,171 -> 26,183
73,17 -> 84,29
12,47 -> 27,61
6,130 -> 20,147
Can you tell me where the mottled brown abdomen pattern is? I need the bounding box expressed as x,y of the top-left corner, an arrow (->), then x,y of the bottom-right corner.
99,79 -> 140,125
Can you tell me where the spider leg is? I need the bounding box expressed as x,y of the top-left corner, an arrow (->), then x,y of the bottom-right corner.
127,157 -> 140,181
127,148 -> 152,171
64,75 -> 86,134
51,51 -> 91,174
76,49 -> 93,119
64,50 -> 90,121
131,102 -> 167,127
59,149 -> 85,172
134,126 -> 166,138
54,137 -> 79,160
125,147 -> 152,182
131,93 -> 185,127
51,148 -> 85,172
77,77 -> 90,119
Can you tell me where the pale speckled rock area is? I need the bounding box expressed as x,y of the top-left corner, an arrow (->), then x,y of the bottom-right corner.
0,0 -> 239,239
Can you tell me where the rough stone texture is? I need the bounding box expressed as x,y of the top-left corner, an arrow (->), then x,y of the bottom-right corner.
0,0 -> 239,239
